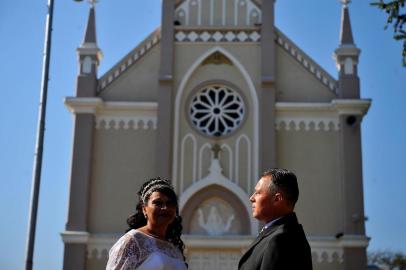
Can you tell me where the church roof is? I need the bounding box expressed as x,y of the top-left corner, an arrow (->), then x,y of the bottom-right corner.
275,28 -> 338,94
98,28 -> 161,92
98,28 -> 337,95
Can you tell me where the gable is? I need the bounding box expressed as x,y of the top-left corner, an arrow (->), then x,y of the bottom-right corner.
98,29 -> 161,102
275,29 -> 338,102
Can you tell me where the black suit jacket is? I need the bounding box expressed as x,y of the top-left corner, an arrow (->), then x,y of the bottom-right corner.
238,212 -> 313,270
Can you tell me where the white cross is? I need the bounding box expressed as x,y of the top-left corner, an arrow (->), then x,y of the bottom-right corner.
340,0 -> 351,7
88,0 -> 98,7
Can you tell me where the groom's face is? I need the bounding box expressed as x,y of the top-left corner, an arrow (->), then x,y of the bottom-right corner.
250,176 -> 278,222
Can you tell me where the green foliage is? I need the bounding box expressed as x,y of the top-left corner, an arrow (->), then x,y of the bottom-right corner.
371,0 -> 406,66
368,250 -> 406,269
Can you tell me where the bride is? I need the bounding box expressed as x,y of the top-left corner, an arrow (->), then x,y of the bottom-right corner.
106,178 -> 187,270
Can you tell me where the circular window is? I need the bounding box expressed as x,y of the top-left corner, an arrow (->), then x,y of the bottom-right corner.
189,85 -> 245,137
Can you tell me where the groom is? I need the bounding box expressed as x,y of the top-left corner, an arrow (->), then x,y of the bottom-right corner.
238,169 -> 313,270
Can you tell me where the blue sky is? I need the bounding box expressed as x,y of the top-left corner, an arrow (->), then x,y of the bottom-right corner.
0,0 -> 405,269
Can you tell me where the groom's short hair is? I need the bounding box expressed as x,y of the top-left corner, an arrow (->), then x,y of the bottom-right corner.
262,169 -> 299,207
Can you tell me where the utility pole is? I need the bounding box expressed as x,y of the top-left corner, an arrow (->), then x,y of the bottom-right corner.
25,0 -> 54,269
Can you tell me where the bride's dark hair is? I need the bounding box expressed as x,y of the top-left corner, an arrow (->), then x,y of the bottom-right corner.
126,177 -> 186,263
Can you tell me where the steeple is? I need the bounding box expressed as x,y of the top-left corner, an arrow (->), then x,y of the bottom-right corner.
83,5 -> 97,44
333,0 -> 361,98
76,1 -> 102,97
339,0 -> 354,45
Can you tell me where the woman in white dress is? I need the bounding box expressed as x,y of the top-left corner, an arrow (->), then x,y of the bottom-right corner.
106,178 -> 187,270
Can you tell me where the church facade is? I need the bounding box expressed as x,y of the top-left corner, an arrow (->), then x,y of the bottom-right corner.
62,1 -> 371,269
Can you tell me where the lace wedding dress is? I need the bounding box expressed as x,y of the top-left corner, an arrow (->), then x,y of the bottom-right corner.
106,229 -> 187,270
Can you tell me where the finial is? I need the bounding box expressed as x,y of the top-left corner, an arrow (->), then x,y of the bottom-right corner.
74,0 -> 98,8
211,144 -> 221,159
340,0 -> 351,8
88,0 -> 98,8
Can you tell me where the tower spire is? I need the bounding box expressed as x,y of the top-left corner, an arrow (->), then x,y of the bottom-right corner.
333,0 -> 360,98
83,4 -> 97,44
339,0 -> 354,45
75,0 -> 102,97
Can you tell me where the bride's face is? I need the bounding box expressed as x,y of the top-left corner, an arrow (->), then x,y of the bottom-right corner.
143,191 -> 177,228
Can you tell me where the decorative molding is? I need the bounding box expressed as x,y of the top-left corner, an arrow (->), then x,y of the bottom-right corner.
183,235 -> 254,248
61,230 -> 90,244
172,46 -> 259,194
202,51 -> 233,65
64,232 -> 368,261
86,233 -> 122,259
180,133 -> 198,191
332,99 -> 371,115
220,143 -> 233,180
98,29 -> 161,91
308,235 -> 370,264
235,134 -> 251,190
275,100 -> 371,131
175,29 -> 261,42
198,143 -> 212,180
64,97 -> 103,114
179,157 -> 258,235
275,28 -> 338,94
175,0 -> 261,27
64,98 -> 158,130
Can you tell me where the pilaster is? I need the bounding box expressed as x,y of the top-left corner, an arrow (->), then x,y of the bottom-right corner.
156,0 -> 175,179
260,0 -> 276,171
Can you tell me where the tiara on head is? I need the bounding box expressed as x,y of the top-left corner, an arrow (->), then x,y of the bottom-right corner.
140,179 -> 173,202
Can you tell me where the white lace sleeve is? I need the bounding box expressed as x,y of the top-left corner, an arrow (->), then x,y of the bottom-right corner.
106,231 -> 144,270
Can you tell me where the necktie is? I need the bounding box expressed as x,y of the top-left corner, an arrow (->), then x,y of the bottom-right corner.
259,226 -> 267,236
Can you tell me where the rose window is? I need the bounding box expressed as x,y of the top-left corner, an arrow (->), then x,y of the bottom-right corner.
189,85 -> 245,137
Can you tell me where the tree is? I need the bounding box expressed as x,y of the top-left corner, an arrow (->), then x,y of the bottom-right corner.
371,0 -> 406,66
368,250 -> 406,270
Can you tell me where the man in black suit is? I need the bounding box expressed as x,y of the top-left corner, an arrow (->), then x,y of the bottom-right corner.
238,169 -> 313,270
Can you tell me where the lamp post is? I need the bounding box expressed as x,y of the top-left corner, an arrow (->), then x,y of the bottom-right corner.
24,0 -> 54,269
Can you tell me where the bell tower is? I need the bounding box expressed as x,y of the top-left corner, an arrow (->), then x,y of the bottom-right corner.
63,1 -> 102,269
334,1 -> 368,269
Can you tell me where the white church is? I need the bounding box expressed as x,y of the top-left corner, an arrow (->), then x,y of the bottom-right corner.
62,0 -> 371,269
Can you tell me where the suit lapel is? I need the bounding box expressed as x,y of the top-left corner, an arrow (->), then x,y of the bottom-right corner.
238,225 -> 280,268
238,213 -> 299,269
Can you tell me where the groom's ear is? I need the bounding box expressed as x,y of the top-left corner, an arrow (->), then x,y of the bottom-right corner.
273,192 -> 283,202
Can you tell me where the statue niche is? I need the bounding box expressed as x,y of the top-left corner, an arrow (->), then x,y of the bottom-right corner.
189,196 -> 241,235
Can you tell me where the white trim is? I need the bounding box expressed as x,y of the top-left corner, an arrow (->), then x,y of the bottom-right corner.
180,133 -> 197,191
76,233 -> 369,260
172,46 -> 259,195
61,230 -> 90,244
179,163 -> 258,235
332,99 -> 371,115
64,97 -> 103,114
220,143 -> 233,180
235,134 -> 251,189
197,0 -> 202,26
198,143 -> 212,180
308,235 -> 370,263
275,100 -> 371,131
175,29 -> 261,43
183,235 -> 254,248
64,98 -> 158,130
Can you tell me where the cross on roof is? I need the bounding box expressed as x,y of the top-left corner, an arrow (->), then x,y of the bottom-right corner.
88,0 -> 98,7
340,0 -> 351,7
